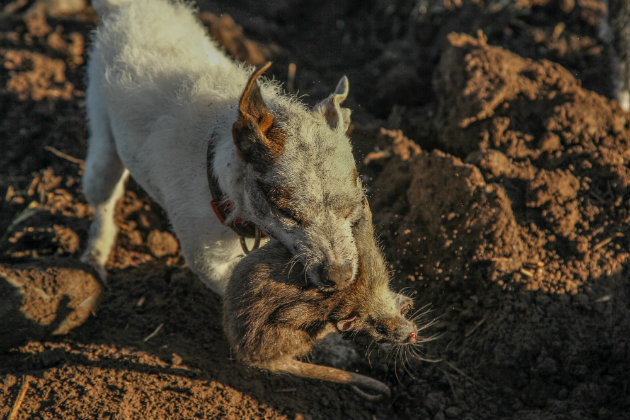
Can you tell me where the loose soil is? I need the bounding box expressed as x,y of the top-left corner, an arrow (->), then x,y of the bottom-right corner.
1,1 -> 628,419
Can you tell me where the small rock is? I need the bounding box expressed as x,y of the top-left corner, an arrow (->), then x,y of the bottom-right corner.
26,0 -> 88,17
171,353 -> 183,366
147,230 -> 179,258
433,411 -> 445,420
445,406 -> 462,418
424,391 -> 444,414
3,375 -> 17,388
540,133 -> 561,152
127,230 -> 143,246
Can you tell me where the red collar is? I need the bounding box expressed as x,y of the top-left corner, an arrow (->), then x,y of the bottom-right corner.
210,198 -> 265,239
207,136 -> 266,240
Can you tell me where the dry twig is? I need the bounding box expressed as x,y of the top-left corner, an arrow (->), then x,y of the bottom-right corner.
8,376 -> 30,420
287,63 -> 296,93
593,233 -> 624,251
143,323 -> 164,342
44,146 -> 84,166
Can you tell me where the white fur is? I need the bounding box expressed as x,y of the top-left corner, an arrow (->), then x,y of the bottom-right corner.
83,0 -> 364,295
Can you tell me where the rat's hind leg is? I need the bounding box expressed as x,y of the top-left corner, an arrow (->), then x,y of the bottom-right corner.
81,104 -> 128,279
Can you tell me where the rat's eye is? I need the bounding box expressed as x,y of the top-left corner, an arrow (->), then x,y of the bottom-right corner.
399,302 -> 412,316
375,324 -> 388,336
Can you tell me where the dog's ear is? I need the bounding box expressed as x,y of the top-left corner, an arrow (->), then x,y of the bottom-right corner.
232,62 -> 286,172
314,75 -> 351,133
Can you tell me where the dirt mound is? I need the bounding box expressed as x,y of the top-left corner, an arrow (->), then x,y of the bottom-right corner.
408,150 -> 526,283
429,32 -> 629,293
371,32 -> 629,293
435,32 -> 629,157
365,32 -> 629,419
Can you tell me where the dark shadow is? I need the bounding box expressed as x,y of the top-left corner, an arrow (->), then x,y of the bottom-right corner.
397,257 -> 630,419
0,257 -> 102,352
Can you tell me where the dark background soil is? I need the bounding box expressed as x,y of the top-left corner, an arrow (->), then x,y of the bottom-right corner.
1,0 -> 628,419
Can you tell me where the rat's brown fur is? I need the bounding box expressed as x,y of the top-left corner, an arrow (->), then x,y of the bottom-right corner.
224,202 -> 418,396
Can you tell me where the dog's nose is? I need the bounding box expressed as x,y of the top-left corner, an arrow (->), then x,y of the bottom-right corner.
318,265 -> 334,288
326,263 -> 353,289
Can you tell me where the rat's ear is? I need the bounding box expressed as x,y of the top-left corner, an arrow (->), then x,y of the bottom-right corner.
395,294 -> 413,316
336,314 -> 359,332
313,76 -> 351,132
232,62 -> 286,172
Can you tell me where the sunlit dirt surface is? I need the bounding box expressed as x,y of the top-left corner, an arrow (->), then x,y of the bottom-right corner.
1,1 -> 628,419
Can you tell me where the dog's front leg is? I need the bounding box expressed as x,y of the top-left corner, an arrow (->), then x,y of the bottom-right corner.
172,215 -> 258,296
81,93 -> 129,280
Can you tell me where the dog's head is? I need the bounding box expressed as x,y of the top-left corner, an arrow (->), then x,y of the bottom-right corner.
232,63 -> 364,291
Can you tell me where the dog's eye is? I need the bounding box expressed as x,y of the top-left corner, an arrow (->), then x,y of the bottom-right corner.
256,180 -> 303,225
277,206 -> 303,226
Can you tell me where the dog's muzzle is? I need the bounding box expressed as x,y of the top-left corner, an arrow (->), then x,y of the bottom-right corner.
317,262 -> 354,290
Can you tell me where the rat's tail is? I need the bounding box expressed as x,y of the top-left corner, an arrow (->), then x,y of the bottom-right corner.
263,359 -> 391,400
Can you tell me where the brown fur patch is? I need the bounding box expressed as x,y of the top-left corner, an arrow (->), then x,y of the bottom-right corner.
376,317 -> 398,332
257,181 -> 306,225
232,62 -> 286,171
259,182 -> 292,209
262,121 -> 286,161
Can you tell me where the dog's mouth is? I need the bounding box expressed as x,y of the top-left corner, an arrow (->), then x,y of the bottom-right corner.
306,266 -> 335,292
284,236 -> 357,292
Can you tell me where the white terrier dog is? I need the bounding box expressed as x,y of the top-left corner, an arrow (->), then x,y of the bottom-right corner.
82,0 -> 366,296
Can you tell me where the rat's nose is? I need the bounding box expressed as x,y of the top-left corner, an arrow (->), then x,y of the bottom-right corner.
408,332 -> 417,343
327,263 -> 353,289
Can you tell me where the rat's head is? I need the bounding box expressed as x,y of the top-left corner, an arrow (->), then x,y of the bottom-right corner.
335,289 -> 418,345
233,63 -> 364,291
328,205 -> 418,346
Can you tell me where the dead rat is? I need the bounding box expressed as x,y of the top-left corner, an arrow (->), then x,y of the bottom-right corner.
224,200 -> 424,398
